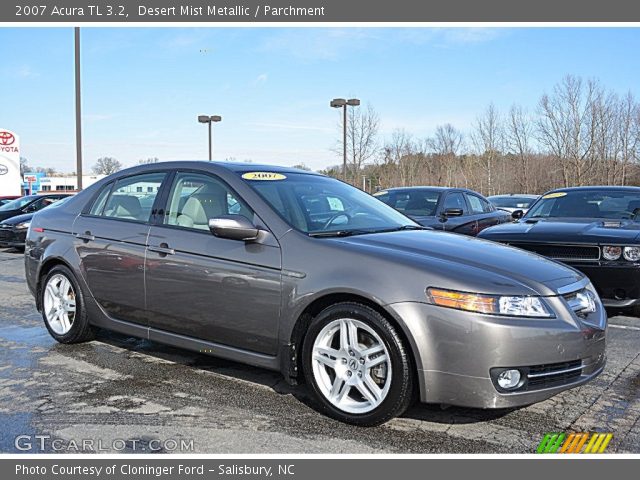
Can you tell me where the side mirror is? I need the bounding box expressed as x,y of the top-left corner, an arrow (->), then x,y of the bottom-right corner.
208,215 -> 260,242
512,209 -> 524,220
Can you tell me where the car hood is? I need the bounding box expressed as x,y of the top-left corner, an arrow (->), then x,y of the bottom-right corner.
479,217 -> 640,244
0,212 -> 34,226
331,230 -> 583,296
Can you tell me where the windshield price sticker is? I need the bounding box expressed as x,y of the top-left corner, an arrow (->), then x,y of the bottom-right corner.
242,172 -> 287,181
542,192 -> 568,199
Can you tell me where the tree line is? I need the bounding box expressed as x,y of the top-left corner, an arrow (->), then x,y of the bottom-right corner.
323,75 -> 640,195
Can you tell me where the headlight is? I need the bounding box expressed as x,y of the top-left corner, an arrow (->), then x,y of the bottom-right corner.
624,246 -> 640,262
602,246 -> 622,260
15,222 -> 31,230
426,288 -> 554,318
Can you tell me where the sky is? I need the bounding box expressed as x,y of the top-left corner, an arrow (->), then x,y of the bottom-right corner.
1,27 -> 640,173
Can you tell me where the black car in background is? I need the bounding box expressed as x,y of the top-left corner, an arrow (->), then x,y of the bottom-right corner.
0,197 -> 71,251
0,193 -> 71,222
479,186 -> 640,315
373,187 -> 511,235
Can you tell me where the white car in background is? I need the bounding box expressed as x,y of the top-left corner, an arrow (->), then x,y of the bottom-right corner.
488,194 -> 540,216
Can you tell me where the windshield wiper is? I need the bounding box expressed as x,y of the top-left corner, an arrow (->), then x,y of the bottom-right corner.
308,229 -> 372,238
309,225 -> 429,238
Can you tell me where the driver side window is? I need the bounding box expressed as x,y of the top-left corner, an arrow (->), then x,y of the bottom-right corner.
442,192 -> 468,215
165,173 -> 254,231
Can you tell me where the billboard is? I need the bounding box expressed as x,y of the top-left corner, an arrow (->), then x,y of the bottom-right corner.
0,128 -> 21,196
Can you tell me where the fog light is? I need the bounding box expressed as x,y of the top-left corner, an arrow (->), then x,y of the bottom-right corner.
497,369 -> 521,390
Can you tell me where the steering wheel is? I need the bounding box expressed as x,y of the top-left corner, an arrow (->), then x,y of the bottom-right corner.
322,212 -> 351,230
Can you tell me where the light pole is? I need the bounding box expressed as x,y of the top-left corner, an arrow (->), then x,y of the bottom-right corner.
74,27 -> 83,190
330,98 -> 360,182
198,115 -> 222,161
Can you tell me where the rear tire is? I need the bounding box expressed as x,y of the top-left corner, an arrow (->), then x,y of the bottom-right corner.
302,302 -> 414,426
41,265 -> 94,344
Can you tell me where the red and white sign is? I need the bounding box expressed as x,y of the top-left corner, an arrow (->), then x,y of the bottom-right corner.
0,128 -> 21,196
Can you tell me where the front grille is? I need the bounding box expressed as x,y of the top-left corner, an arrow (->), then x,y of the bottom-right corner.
509,243 -> 600,261
525,360 -> 583,391
0,229 -> 12,241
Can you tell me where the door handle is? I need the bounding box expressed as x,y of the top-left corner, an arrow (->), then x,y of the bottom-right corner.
76,232 -> 95,242
148,243 -> 175,256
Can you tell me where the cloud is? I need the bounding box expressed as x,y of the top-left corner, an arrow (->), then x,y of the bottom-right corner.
252,73 -> 268,87
398,28 -> 507,47
14,65 -> 38,78
248,121 -> 333,133
259,28 -> 378,61
84,113 -> 117,123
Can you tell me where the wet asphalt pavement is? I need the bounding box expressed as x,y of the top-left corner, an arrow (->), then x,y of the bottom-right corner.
1,248 -> 639,454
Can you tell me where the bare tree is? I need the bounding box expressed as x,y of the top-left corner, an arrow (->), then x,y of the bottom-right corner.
335,104 -> 380,184
92,157 -> 122,175
429,123 -> 465,187
537,75 -> 602,186
471,103 -> 503,195
506,104 -> 535,192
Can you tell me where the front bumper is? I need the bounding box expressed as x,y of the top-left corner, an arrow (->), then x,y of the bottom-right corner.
0,226 -> 27,248
565,262 -> 640,308
387,297 -> 606,409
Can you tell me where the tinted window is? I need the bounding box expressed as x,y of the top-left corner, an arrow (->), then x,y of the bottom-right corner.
102,173 -> 165,222
443,192 -> 467,214
164,173 -> 254,231
465,194 -> 485,214
527,190 -> 640,219
374,190 -> 440,217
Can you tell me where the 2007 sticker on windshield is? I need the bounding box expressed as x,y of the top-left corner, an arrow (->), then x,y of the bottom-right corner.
242,172 -> 287,181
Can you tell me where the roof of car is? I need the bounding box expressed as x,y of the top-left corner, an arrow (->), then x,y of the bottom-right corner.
377,186 -> 473,193
488,194 -> 539,198
546,186 -> 640,193
121,160 -> 323,176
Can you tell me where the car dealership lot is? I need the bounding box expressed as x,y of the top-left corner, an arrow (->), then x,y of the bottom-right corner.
0,248 -> 638,454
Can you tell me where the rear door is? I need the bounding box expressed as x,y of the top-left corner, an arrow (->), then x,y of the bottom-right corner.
465,192 -> 507,233
144,171 -> 282,355
72,172 -> 167,325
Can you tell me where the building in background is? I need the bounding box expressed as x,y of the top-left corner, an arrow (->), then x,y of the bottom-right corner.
22,173 -> 105,194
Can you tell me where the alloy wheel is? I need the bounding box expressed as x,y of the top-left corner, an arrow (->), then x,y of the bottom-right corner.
311,318 -> 392,414
43,273 -> 77,335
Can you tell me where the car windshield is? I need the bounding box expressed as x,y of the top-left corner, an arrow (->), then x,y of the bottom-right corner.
373,189 -> 441,217
242,172 -> 419,235
490,196 -> 536,209
526,190 -> 640,220
0,196 -> 36,211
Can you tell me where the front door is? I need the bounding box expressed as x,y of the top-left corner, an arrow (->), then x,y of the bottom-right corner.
144,171 -> 282,355
439,191 -> 477,234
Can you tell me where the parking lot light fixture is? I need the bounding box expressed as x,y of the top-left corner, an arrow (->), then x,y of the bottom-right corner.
331,97 -> 360,182
198,115 -> 222,161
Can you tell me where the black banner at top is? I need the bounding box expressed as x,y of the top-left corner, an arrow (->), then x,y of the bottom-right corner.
2,0 -> 640,23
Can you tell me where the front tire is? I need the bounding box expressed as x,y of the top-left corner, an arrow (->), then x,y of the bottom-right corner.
41,265 -> 94,343
302,302 -> 414,426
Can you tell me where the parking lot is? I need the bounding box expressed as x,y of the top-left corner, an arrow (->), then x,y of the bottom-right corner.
0,248 -> 639,454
